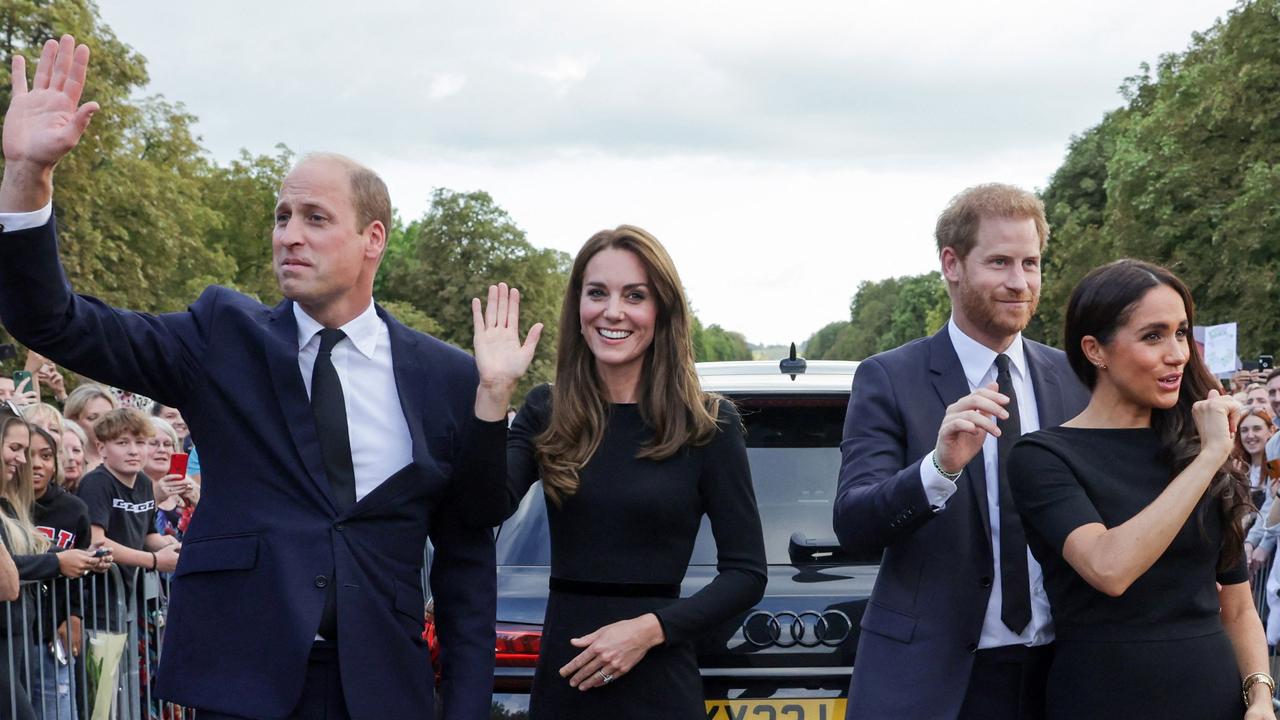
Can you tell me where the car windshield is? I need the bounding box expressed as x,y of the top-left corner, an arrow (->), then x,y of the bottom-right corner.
496,393 -> 850,566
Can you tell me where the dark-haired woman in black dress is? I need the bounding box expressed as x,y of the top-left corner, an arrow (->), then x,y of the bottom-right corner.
501,225 -> 767,719
1008,259 -> 1273,720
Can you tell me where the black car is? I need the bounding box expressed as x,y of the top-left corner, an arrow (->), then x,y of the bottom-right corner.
455,359 -> 878,719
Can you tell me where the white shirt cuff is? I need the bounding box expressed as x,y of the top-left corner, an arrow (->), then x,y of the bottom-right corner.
0,202 -> 52,233
920,450 -> 958,510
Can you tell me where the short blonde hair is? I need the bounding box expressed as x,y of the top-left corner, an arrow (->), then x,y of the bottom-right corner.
149,417 -> 179,448
63,384 -> 118,423
61,420 -> 88,449
935,183 -> 1049,259
21,403 -> 63,435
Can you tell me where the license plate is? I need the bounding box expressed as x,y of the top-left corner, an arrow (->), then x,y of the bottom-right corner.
705,699 -> 846,719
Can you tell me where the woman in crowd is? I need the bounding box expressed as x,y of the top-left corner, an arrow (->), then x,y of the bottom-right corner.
1241,408 -> 1278,576
1008,259 -> 1271,719
493,226 -> 766,719
20,404 -> 62,438
59,423 -> 87,494
0,408 -> 34,720
28,425 -> 99,720
144,417 -> 198,541
62,385 -> 116,474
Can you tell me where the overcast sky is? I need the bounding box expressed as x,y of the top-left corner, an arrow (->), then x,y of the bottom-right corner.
97,0 -> 1239,346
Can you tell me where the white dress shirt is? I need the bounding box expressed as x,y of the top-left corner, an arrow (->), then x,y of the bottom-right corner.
0,202 -> 52,232
294,302 -> 414,503
919,318 -> 1054,649
0,203 -> 416,502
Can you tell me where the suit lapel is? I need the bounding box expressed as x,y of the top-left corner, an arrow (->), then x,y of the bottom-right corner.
927,327 -> 992,547
379,305 -> 429,453
266,301 -> 337,514
1025,341 -> 1067,428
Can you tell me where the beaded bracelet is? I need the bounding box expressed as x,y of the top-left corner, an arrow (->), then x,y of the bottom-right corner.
931,452 -> 962,481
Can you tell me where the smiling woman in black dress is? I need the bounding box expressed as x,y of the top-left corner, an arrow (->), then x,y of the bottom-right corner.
502,225 -> 767,720
1008,260 -> 1273,720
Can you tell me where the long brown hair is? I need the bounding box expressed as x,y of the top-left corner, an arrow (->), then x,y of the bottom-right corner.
1064,259 -> 1250,571
536,225 -> 720,505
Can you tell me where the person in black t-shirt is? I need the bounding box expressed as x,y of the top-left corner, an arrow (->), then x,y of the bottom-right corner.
77,409 -> 179,632
28,424 -> 105,720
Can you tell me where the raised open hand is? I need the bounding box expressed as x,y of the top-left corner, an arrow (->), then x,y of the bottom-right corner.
472,283 -> 543,422
4,36 -> 99,169
473,283 -> 543,394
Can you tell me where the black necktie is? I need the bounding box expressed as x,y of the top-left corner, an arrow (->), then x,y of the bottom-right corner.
995,353 -> 1032,634
312,328 -> 353,640
311,328 -> 356,512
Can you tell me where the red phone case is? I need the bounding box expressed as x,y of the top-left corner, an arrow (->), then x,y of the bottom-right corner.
168,452 -> 189,478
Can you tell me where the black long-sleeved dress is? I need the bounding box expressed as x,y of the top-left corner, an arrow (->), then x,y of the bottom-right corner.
507,384 -> 767,719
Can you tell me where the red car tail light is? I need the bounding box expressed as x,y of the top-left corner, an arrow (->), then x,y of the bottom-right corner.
495,622 -> 542,667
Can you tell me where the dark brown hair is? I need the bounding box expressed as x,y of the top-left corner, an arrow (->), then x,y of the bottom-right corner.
536,225 -> 721,505
1064,259 -> 1250,571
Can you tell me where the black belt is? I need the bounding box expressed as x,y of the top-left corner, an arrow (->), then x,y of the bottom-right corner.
549,577 -> 680,599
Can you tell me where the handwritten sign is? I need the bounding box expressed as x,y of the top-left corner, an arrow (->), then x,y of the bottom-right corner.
1201,322 -> 1237,376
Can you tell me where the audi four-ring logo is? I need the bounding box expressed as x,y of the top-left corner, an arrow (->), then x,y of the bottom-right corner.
741,609 -> 852,648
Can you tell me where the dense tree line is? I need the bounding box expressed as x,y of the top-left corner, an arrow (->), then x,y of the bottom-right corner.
1032,0 -> 1280,356
808,0 -> 1280,361
0,1 -> 750,393
805,273 -> 950,360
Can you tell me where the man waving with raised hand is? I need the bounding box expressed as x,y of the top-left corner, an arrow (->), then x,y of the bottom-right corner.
0,35 -> 541,720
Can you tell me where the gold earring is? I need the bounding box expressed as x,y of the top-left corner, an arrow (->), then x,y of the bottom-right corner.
1097,363 -> 1107,370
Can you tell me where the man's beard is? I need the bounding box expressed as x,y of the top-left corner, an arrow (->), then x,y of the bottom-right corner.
955,281 -> 1039,338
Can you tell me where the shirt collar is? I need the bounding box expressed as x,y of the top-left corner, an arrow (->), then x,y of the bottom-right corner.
947,316 -> 1028,387
293,300 -> 382,360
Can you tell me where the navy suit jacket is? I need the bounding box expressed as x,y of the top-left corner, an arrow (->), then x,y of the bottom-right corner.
832,326 -> 1089,720
0,217 -> 504,719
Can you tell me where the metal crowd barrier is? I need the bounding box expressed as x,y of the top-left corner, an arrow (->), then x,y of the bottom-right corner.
0,544 -> 442,719
0,566 -> 189,720
1251,552 -> 1280,705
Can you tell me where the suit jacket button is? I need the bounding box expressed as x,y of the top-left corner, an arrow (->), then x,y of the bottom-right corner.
335,524 -> 345,532
979,576 -> 992,588
315,575 -> 329,588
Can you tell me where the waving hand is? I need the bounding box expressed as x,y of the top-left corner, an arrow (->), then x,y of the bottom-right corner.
472,282 -> 543,421
1,35 -> 99,211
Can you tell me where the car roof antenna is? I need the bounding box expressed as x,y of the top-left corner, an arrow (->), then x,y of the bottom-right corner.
778,343 -> 806,381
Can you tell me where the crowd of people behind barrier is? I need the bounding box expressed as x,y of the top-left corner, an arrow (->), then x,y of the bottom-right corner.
0,366 -> 197,719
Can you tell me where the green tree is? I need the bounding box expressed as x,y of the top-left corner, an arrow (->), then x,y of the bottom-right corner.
1041,0 -> 1280,356
816,272 -> 950,360
199,145 -> 294,303
377,189 -> 570,393
696,323 -> 751,361
1,1 -> 235,313
803,321 -> 850,359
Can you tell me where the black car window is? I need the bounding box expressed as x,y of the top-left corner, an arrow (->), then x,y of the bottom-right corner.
496,393 -> 849,567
